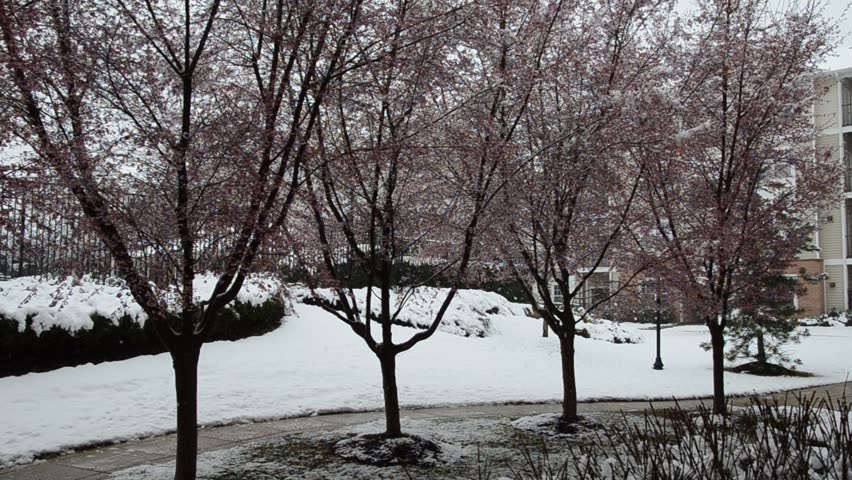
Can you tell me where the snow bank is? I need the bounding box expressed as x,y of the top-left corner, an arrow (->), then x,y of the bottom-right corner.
576,317 -> 643,344
799,313 -> 849,328
0,274 -> 283,334
292,286 -> 529,337
293,285 -> 641,341
0,275 -> 637,342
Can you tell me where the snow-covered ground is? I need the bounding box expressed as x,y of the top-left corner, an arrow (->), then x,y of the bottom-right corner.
1,301 -> 851,466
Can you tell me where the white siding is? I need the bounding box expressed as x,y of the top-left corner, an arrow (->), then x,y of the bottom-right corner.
824,264 -> 846,312
816,134 -> 840,167
816,131 -> 844,260
819,204 -> 844,259
815,76 -> 839,131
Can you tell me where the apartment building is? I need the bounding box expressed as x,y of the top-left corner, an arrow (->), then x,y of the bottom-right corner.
808,66 -> 852,315
543,66 -> 852,319
549,267 -> 619,312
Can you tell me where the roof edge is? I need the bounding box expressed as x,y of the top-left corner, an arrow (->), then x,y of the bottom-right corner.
817,66 -> 852,77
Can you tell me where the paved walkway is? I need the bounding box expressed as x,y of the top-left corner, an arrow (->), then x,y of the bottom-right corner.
1,382 -> 848,479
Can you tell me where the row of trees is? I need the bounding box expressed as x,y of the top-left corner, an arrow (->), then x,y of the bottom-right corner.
0,0 -> 839,478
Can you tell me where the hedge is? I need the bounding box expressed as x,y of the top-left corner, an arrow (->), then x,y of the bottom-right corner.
279,261 -> 528,303
0,299 -> 286,377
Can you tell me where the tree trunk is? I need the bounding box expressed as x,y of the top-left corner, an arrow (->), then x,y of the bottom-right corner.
379,351 -> 402,437
755,331 -> 767,364
709,324 -> 726,415
172,343 -> 202,480
542,319 -> 549,337
558,333 -> 578,421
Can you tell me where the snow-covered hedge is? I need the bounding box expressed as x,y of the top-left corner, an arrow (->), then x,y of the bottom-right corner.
0,276 -> 642,376
293,285 -> 643,342
799,312 -> 849,327
292,285 -> 529,338
0,275 -> 286,377
0,274 -> 282,334
0,276 -> 145,334
575,317 -> 643,344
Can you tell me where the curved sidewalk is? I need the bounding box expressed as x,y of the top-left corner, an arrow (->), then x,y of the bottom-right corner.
1,381 -> 848,480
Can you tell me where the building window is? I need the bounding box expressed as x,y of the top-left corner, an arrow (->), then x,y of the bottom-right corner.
552,283 -> 563,305
581,272 -> 610,309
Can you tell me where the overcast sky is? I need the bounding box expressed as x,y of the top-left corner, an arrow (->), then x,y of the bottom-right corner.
677,0 -> 850,71
821,0 -> 852,71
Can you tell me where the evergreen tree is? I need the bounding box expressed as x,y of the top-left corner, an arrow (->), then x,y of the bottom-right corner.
723,273 -> 810,367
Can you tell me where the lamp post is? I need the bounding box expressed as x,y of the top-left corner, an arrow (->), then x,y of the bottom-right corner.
653,278 -> 664,370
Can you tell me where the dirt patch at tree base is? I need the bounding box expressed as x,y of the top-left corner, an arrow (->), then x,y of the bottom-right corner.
510,413 -> 605,436
727,361 -> 813,377
334,433 -> 443,467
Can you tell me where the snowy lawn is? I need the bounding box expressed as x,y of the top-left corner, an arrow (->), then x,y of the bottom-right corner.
1,302 -> 851,466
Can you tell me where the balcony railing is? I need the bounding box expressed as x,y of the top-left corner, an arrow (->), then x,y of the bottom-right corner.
845,152 -> 852,192
844,103 -> 852,127
846,166 -> 852,193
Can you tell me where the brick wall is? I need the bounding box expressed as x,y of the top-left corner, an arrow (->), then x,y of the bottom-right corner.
786,259 -> 825,317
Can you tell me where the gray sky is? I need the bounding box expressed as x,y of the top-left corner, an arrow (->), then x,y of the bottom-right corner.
677,0 -> 851,71
821,0 -> 851,71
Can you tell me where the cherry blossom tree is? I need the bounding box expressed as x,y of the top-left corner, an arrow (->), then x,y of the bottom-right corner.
302,0 -> 465,439
496,0 -> 672,423
0,0 -> 364,478
300,0 -> 570,438
643,0 -> 839,414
